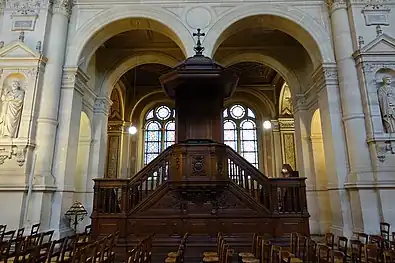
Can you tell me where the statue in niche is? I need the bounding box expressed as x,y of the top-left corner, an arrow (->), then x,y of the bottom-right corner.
378,76 -> 395,133
0,80 -> 25,138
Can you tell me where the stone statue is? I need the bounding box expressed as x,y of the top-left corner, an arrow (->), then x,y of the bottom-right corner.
378,76 -> 395,133
0,80 -> 25,138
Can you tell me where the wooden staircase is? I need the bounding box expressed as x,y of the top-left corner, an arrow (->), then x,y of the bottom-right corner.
91,141 -> 309,260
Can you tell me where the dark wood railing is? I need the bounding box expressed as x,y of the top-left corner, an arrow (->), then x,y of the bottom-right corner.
93,143 -> 308,217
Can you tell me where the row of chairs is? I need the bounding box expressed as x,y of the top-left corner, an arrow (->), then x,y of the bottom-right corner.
128,234 -> 155,263
319,231 -> 395,262
164,233 -> 188,263
202,233 -> 233,263
238,234 -> 305,263
0,223 -> 41,243
71,232 -> 118,263
0,223 -> 96,263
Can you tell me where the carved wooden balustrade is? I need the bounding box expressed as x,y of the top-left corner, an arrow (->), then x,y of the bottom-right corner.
92,142 -> 309,241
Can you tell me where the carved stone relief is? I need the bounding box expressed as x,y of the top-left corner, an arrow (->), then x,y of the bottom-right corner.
377,75 -> 395,133
0,145 -> 27,166
0,78 -> 25,138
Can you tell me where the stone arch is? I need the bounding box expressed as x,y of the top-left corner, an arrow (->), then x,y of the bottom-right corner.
218,52 -> 302,94
204,4 -> 335,68
101,52 -> 180,97
65,5 -> 195,69
226,88 -> 276,119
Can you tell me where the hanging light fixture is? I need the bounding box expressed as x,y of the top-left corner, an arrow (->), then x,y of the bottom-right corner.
263,120 -> 272,130
128,125 -> 137,135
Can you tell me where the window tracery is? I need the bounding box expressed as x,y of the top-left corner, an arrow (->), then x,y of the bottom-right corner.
143,105 -> 175,164
223,104 -> 259,167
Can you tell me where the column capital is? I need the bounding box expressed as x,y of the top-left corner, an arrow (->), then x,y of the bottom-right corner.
51,0 -> 73,18
94,97 -> 112,116
327,0 -> 348,13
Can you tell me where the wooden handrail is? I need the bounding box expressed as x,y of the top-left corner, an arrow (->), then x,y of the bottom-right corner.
129,146 -> 173,185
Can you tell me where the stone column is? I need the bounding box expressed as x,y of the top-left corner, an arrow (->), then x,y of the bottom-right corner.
271,120 -> 282,178
85,97 -> 111,216
328,0 -> 380,234
34,0 -> 72,185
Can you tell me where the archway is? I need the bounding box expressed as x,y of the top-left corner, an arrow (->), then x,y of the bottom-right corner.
311,109 -> 331,233
211,12 -> 342,234
66,7 -> 194,68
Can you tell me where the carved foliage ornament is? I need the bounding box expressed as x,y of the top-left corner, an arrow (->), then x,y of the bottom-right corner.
0,145 -> 27,166
326,0 -> 347,11
376,140 -> 395,162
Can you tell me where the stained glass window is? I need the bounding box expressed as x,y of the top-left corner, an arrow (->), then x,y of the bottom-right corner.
223,104 -> 259,168
144,105 -> 176,164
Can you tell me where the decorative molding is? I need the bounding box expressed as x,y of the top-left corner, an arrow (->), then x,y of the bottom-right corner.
375,140 -> 395,162
6,0 -> 46,15
0,145 -> 27,166
362,0 -> 391,26
11,14 -> 38,31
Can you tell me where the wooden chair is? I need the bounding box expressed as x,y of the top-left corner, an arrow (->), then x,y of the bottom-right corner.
260,240 -> 272,263
381,222 -> 391,242
306,238 -> 317,263
203,233 -> 224,258
348,239 -> 362,263
296,234 -> 308,261
336,236 -> 348,257
271,245 -> 282,263
324,233 -> 335,250
30,223 -> 40,236
238,234 -> 261,262
383,250 -> 395,263
330,250 -> 345,263
318,244 -> 330,263
203,241 -> 228,263
46,237 -> 69,263
354,232 -> 369,245
364,244 -> 380,263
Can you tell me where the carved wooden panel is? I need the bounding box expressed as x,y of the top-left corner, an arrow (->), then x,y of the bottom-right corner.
106,135 -> 120,178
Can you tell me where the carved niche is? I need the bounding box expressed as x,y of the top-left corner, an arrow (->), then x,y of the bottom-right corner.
353,32 -> 395,162
0,40 -> 46,167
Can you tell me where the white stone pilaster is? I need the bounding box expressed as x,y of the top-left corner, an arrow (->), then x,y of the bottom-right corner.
328,0 -> 380,234
34,0 -> 72,185
50,67 -> 87,235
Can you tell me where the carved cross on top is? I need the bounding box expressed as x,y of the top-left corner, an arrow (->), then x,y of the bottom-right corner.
193,28 -> 205,56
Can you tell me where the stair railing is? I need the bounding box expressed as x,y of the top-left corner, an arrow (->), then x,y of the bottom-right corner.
225,146 -> 308,216
127,147 -> 173,211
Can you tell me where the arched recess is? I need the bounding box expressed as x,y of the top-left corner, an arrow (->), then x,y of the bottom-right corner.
101,52 -> 180,97
279,83 -> 293,116
204,4 -> 334,67
311,109 -> 331,233
129,91 -> 173,175
74,111 -> 92,202
218,52 -> 302,95
66,6 -> 194,69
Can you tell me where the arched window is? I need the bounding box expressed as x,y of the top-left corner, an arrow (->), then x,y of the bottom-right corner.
223,104 -> 259,167
144,105 -> 175,164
